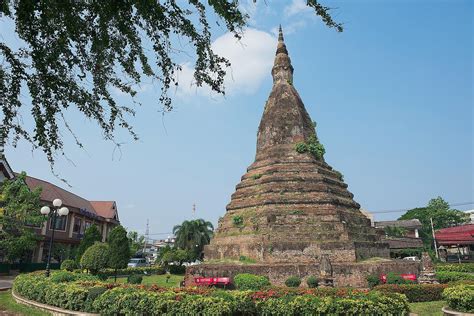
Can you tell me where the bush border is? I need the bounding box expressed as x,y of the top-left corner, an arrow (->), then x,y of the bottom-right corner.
12,290 -> 99,316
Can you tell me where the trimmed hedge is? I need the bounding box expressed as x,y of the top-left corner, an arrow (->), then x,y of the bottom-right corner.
100,266 -> 165,277
436,271 -> 474,283
436,263 -> 474,273
13,271 -> 411,315
234,273 -> 270,291
50,271 -> 98,283
374,284 -> 449,302
443,284 -> 474,313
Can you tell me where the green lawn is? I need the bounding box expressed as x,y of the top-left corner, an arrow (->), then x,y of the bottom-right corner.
409,301 -> 445,316
109,273 -> 184,288
0,290 -> 48,316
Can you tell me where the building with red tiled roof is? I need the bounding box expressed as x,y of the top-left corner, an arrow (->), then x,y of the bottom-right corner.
0,155 -> 120,263
435,224 -> 474,263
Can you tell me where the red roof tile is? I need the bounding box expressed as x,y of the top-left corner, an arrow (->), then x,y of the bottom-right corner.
23,175 -> 118,220
435,224 -> 474,245
90,201 -> 117,220
25,175 -> 97,214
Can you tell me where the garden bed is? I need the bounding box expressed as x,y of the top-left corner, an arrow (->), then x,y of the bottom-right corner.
13,271 -> 412,315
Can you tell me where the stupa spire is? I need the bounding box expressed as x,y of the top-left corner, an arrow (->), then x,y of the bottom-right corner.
272,25 -> 293,84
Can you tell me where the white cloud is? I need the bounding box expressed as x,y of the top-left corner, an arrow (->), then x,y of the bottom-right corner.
175,28 -> 276,99
284,0 -> 312,17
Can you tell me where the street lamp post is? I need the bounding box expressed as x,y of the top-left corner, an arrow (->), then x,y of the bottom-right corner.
40,198 -> 69,277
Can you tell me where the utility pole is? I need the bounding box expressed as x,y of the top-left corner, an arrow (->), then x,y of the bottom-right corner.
430,217 -> 439,259
192,203 -> 196,219
143,219 -> 149,254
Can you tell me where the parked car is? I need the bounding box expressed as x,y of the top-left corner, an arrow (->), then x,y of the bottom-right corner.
402,256 -> 419,261
127,258 -> 148,268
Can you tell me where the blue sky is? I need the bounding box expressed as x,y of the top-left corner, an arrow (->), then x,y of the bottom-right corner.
4,0 -> 473,238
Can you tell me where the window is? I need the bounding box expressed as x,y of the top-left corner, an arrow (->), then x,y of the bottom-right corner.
49,215 -> 67,231
84,221 -> 91,232
73,218 -> 82,233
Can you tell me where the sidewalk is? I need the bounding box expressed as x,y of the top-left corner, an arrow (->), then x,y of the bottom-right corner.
0,273 -> 17,291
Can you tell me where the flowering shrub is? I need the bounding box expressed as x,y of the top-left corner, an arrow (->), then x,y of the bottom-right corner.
13,272 -> 410,315
443,284 -> 474,313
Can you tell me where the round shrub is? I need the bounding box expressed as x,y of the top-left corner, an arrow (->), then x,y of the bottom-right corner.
80,242 -> 109,275
61,259 -> 76,272
443,284 -> 474,313
285,276 -> 301,288
233,273 -> 270,290
127,274 -> 143,284
306,276 -> 319,288
366,274 -> 380,288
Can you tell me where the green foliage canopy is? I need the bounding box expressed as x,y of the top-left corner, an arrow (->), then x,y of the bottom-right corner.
127,231 -> 145,257
0,1 -> 341,167
160,247 -> 191,266
80,242 -> 110,274
172,218 -> 213,258
107,226 -> 131,270
399,196 -> 469,248
0,172 -> 43,262
76,224 -> 102,263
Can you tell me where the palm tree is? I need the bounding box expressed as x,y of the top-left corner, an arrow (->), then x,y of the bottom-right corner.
173,219 -> 214,259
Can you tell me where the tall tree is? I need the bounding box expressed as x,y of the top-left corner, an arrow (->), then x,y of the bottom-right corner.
107,225 -> 130,281
399,196 -> 469,248
75,224 -> 102,263
127,231 -> 145,257
0,1 -> 342,168
0,172 -> 43,262
173,219 -> 214,259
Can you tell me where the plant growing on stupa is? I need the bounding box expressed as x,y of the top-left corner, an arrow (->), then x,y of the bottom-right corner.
233,215 -> 244,226
295,136 -> 325,160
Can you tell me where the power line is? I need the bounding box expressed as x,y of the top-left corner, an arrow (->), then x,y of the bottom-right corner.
370,201 -> 474,214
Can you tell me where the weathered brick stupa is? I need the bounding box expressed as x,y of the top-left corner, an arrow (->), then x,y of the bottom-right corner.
187,27 -> 419,287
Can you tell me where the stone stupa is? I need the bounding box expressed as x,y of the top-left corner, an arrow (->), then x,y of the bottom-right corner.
187,27 -> 419,287
204,27 -> 388,264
